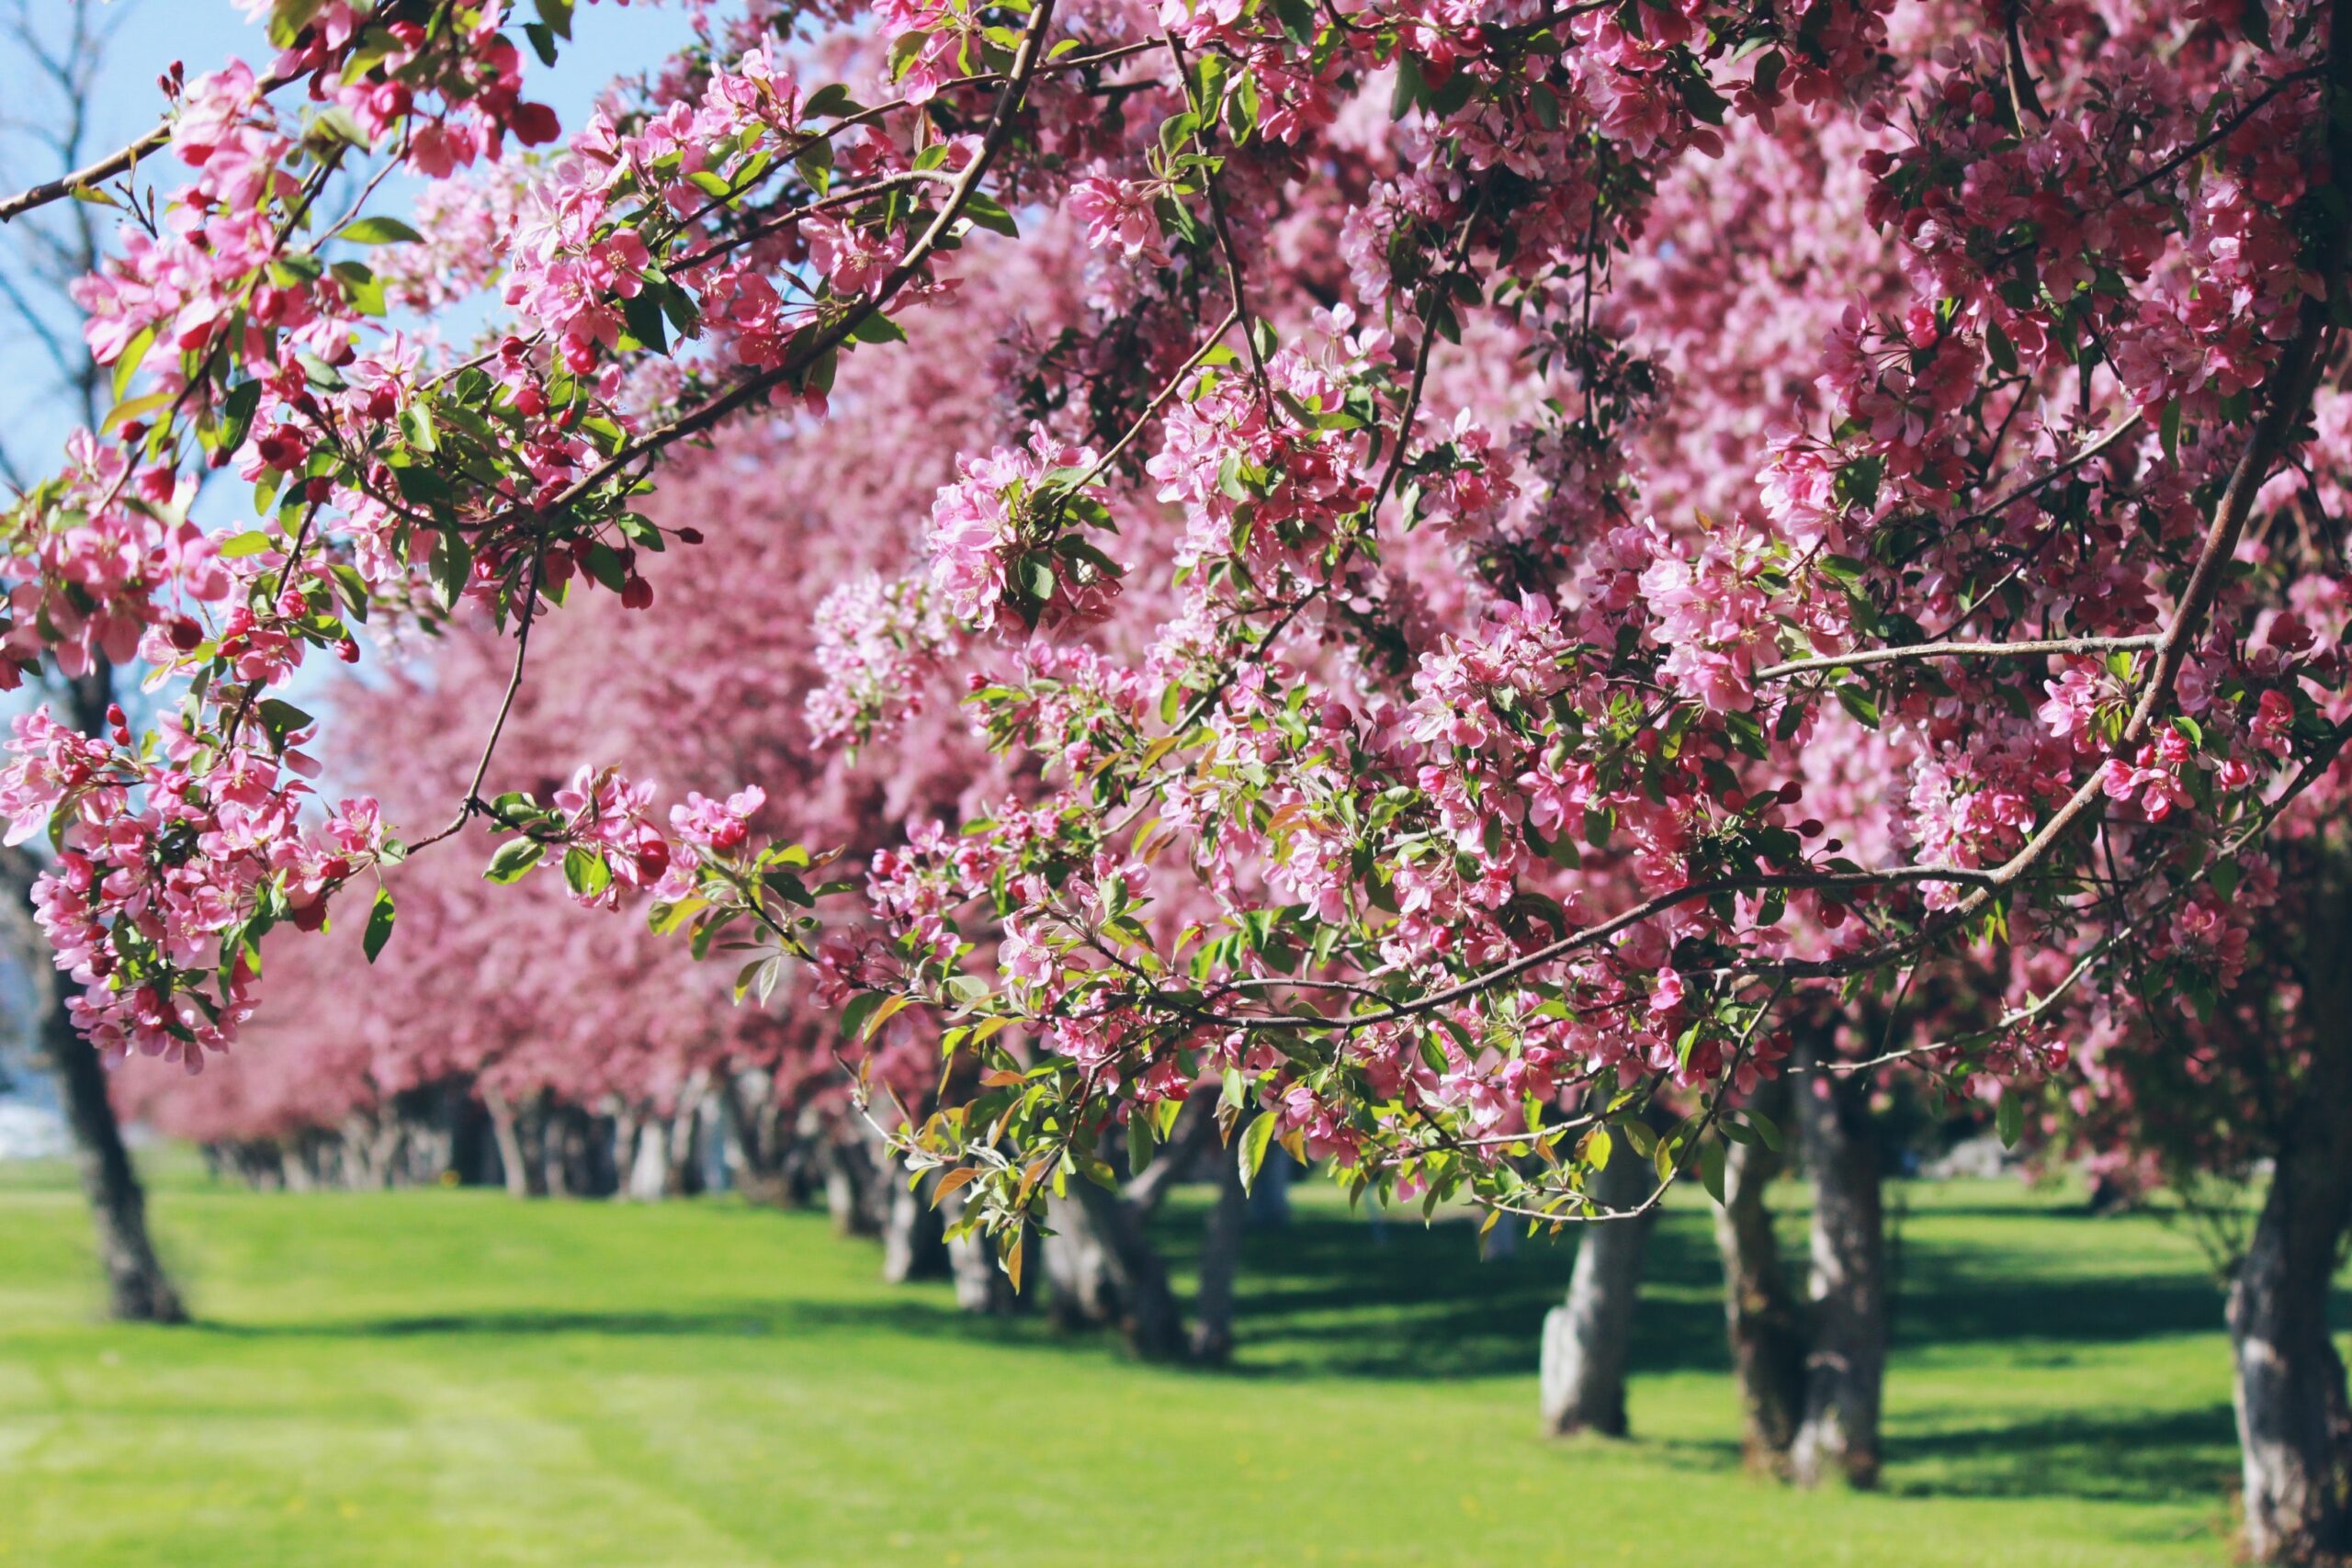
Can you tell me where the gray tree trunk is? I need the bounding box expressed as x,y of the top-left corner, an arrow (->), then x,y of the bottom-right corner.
1713,1085 -> 1807,1471
943,1185 -> 1028,1314
718,1068 -> 797,1206
824,1127 -> 886,1237
1792,1037 -> 1885,1489
1247,1146 -> 1294,1227
2233,873 -> 2352,1564
483,1087 -> 549,1198
1540,1131 -> 1657,1437
541,1103 -> 601,1197
881,1158 -> 950,1283
0,839 -> 184,1323
625,1109 -> 671,1201
2231,1138 -> 2352,1564
1066,1176 -> 1186,1359
1043,1188 -> 1123,1329
1190,1150 -> 1250,1362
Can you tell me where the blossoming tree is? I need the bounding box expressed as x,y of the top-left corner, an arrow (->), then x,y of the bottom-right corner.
6,0 -> 2352,1553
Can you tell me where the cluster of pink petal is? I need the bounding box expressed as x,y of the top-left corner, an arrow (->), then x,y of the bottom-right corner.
0,707 -> 383,1072
806,573 -> 957,748
923,429 -> 1103,632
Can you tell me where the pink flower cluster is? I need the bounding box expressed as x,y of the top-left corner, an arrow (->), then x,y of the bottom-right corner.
806,573 -> 956,749
545,764 -> 770,910
0,706 -> 383,1071
923,429 -> 1113,633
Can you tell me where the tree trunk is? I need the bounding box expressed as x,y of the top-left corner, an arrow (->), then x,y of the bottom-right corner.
718,1068 -> 797,1206
35,1001 -> 187,1320
1247,1146 -> 1294,1228
2233,871 -> 2352,1564
824,1128 -> 885,1237
1043,1188 -> 1123,1329
1792,1035 -> 1886,1490
483,1087 -> 548,1198
1713,1084 -> 1808,1471
1189,1147 -> 1250,1363
543,1102 -> 598,1197
881,1157 -> 951,1283
0,843 -> 183,1321
942,1185 -> 1028,1314
2231,1134 -> 2352,1564
625,1107 -> 671,1201
1540,1129 -> 1657,1437
667,1076 -> 709,1196
1066,1176 -> 1187,1360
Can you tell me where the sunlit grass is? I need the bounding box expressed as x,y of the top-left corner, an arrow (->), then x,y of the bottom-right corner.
0,1157 -> 2264,1566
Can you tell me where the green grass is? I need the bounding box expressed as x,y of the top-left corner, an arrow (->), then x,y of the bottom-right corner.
0,1156 -> 2274,1566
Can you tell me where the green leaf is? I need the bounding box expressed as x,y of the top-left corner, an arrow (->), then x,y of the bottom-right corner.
111,325 -> 155,401
1017,555 -> 1056,603
218,531 -> 275,559
803,83 -> 862,118
430,528 -> 474,609
1698,1138 -> 1726,1205
1676,68 -> 1728,126
1995,1092 -> 2023,1149
484,840 -> 545,884
562,846 -> 612,899
1984,320 -> 2018,376
860,993 -> 913,1043
840,991 -> 882,1041
962,193 -> 1020,237
1238,1112 -> 1278,1196
582,541 -> 628,592
1834,683 -> 1882,729
619,289 -> 669,355
362,888 -> 396,962
533,0 -> 576,39
256,697 -> 313,739
102,389 -> 174,434
342,215 -> 424,245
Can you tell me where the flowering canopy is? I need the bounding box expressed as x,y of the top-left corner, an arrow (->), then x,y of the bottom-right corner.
6,0 -> 2352,1265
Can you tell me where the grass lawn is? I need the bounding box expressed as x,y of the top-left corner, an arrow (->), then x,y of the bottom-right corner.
0,1154 -> 2270,1566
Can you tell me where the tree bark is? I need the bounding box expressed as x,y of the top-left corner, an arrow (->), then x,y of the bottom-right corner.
717,1068 -> 797,1206
942,1184 -> 1029,1314
0,840 -> 184,1324
483,1087 -> 548,1198
1190,1148 -> 1250,1362
1043,1187 -> 1123,1329
823,1126 -> 886,1237
881,1158 -> 951,1283
669,1078 -> 710,1196
1713,1083 -> 1808,1471
1792,1034 -> 1886,1490
2233,872 -> 2352,1564
2231,1134 -> 2352,1564
541,1102 -> 602,1197
1540,1130 -> 1657,1437
1247,1145 -> 1294,1228
624,1107 -> 671,1201
1066,1175 -> 1187,1360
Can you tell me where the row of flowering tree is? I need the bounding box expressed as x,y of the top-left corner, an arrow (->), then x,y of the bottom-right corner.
6,0 -> 2352,1555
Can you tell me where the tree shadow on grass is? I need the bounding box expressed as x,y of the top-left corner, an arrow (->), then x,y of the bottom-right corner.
184,1189 -> 2268,1514
1883,1405 -> 2239,1506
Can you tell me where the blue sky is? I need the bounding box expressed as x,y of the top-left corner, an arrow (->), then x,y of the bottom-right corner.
0,0 -> 695,478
